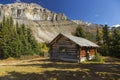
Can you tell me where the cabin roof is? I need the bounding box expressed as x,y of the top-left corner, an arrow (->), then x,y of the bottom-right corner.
49,33 -> 99,47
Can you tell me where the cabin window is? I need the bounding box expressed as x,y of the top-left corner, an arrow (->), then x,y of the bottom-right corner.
60,47 -> 67,53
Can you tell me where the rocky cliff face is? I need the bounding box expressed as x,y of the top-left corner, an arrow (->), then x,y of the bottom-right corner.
0,2 -> 77,43
0,2 -> 67,21
0,2 -> 104,43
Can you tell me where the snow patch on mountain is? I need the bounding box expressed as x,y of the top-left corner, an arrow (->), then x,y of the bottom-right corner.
112,24 -> 120,27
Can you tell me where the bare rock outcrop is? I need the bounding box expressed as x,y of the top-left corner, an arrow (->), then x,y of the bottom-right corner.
0,2 -> 104,43
0,2 -> 67,21
0,2 -> 78,43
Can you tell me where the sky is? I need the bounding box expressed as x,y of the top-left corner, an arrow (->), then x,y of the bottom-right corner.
0,0 -> 120,26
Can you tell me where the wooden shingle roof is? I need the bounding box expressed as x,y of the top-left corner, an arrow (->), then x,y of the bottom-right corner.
49,33 -> 99,47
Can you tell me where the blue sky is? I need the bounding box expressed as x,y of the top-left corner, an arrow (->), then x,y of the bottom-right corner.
0,0 -> 120,26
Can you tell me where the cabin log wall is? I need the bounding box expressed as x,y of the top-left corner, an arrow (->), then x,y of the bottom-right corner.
50,36 -> 79,61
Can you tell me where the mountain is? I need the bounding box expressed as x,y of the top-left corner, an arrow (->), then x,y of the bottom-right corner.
112,24 -> 120,28
72,20 -> 103,33
0,2 -> 67,21
0,2 -> 104,43
0,2 -> 78,42
72,20 -> 103,41
111,24 -> 120,30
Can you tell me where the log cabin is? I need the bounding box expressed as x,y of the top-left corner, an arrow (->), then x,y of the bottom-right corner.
49,33 -> 99,62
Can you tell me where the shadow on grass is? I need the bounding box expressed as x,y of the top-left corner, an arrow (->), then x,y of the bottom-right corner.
1,58 -> 120,80
25,58 -> 76,63
16,61 -> 120,73
25,58 -> 50,62
0,70 -> 120,80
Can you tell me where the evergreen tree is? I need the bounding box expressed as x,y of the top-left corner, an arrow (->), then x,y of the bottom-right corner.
102,24 -> 110,55
0,23 -> 2,31
96,28 -> 102,45
111,29 -> 120,57
75,25 -> 86,38
26,27 -> 39,54
0,17 -> 40,59
103,25 -> 110,45
0,16 -> 11,58
18,24 -> 28,55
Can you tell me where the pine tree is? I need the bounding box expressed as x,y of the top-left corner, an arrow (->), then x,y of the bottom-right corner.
26,27 -> 39,55
111,29 -> 120,57
0,16 -> 40,59
19,24 -> 28,55
103,25 -> 110,45
15,21 -> 22,57
75,25 -> 86,38
102,24 -> 110,56
0,16 -> 11,58
96,28 -> 102,45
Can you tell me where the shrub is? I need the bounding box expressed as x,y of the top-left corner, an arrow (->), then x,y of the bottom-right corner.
94,53 -> 104,62
38,43 -> 49,57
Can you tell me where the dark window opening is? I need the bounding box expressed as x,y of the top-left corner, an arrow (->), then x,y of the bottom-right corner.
60,47 -> 67,53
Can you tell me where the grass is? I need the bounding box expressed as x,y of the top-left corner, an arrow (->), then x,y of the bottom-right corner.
0,57 -> 120,80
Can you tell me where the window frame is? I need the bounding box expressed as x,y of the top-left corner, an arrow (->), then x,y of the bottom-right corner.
59,47 -> 67,53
